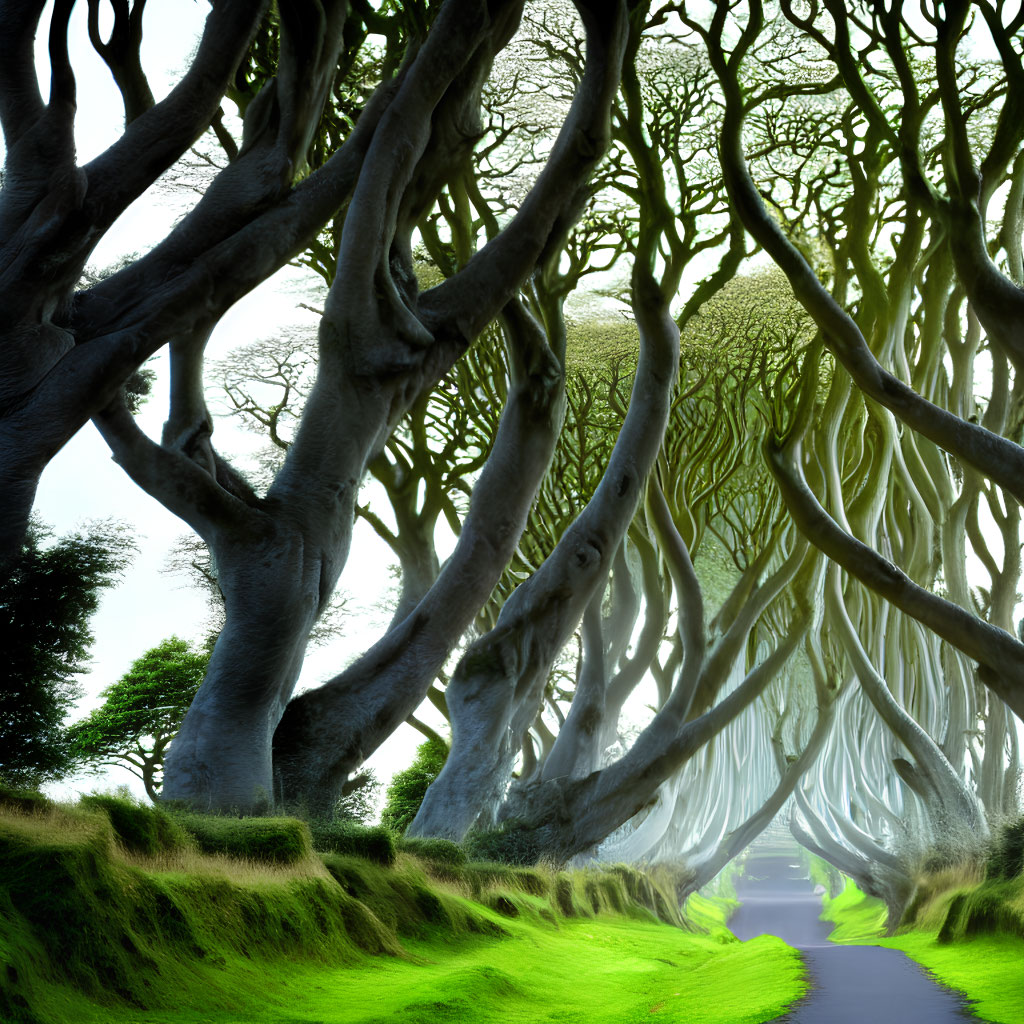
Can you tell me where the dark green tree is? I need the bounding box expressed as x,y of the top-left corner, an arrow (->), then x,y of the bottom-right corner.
0,521 -> 134,788
67,636 -> 209,802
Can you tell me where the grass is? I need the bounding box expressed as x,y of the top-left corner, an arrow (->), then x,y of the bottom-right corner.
52,916 -> 803,1024
0,799 -> 806,1024
820,874 -> 1024,1024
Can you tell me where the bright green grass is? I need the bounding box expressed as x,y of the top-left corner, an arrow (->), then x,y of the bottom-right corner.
60,910 -> 803,1024
1,803 -> 805,1024
821,881 -> 1024,1024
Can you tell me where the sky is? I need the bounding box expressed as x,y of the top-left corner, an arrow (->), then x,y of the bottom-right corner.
11,2 -> 439,804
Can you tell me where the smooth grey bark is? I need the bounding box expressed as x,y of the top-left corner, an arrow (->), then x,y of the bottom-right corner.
766,439 -> 1024,719
410,412 -> 816,858
95,0 -> 630,812
699,1 -> 1024,501
681,681 -> 836,897
0,0 -> 269,558
266,1 -> 632,812
472,500 -> 811,862
789,806 -> 912,932
824,568 -> 989,842
409,273 -> 681,842
532,601 -> 811,863
536,532 -> 664,785
931,1 -> 1024,373
271,302 -> 566,811
538,587 -> 609,784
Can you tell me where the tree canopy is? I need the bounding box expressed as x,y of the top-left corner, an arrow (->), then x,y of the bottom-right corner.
2,0 -> 1023,915
67,636 -> 210,802
0,520 -> 134,787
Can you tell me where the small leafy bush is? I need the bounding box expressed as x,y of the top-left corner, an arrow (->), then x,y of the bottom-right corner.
79,792 -> 189,855
176,814 -> 313,864
986,816 -> 1024,880
309,820 -> 396,865
380,739 -> 448,834
0,781 -> 53,814
464,820 -> 542,865
398,836 -> 467,866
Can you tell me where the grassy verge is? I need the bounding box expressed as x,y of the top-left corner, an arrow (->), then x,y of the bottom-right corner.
0,798 -> 805,1024
820,874 -> 1024,1024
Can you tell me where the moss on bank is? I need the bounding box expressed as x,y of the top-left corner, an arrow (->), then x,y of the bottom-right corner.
820,871 -> 1024,1024
0,800 -> 804,1024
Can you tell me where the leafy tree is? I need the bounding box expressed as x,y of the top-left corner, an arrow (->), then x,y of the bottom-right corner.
67,636 -> 209,802
331,769 -> 382,825
380,739 -> 449,835
0,520 -> 134,787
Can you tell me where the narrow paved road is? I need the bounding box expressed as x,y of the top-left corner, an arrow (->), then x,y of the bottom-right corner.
729,850 -> 978,1023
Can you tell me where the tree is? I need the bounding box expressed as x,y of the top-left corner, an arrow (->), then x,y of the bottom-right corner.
686,0 -> 1024,717
59,0 -> 634,814
0,520 -> 134,787
8,0 -> 1021,890
379,738 -> 448,834
0,0 -> 270,556
67,636 -> 209,802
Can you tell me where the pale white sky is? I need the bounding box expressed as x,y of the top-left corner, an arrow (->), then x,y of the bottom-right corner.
8,2 -> 438,804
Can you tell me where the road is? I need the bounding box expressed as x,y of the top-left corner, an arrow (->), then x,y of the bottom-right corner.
729,850 -> 979,1023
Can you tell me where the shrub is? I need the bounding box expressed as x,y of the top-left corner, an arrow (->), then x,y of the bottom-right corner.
308,821 -> 396,866
0,781 -> 53,814
397,836 -> 467,866
79,791 -> 190,855
986,816 -> 1024,880
176,814 -> 312,865
464,821 -> 542,865
379,739 -> 447,834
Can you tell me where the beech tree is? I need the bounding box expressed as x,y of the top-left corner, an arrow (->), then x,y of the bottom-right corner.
682,0 -> 1024,718
29,0 -> 630,813
405,25 -> 822,859
8,0 -> 1021,889
0,0 -> 269,557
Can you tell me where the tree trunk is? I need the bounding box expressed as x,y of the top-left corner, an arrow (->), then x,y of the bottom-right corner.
409,277 -> 680,841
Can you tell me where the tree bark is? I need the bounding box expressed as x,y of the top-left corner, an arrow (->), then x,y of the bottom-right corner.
409,274 -> 680,841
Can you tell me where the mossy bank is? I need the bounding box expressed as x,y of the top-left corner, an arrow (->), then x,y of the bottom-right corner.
0,794 -> 804,1024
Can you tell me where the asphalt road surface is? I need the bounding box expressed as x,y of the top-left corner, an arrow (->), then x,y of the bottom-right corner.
729,850 -> 979,1023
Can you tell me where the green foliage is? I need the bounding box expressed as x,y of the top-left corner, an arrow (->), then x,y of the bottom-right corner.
331,769 -> 381,824
463,820 -> 543,866
398,836 -> 467,867
308,821 -> 397,866
67,636 -> 208,799
78,791 -> 190,856
986,816 -> 1024,881
175,814 -> 313,865
380,739 -> 448,834
0,520 -> 134,787
0,781 -> 53,815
